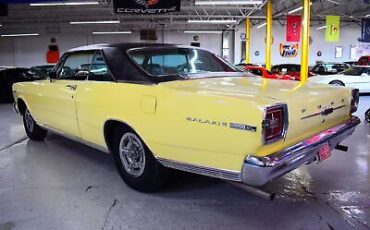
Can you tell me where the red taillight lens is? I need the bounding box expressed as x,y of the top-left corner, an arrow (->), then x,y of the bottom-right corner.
350,89 -> 359,114
263,105 -> 288,144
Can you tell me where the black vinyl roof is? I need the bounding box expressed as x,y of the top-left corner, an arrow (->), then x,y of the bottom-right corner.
65,43 -> 206,84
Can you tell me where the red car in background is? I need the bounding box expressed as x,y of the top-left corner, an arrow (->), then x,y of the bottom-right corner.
242,65 -> 295,80
358,56 -> 370,66
271,64 -> 316,80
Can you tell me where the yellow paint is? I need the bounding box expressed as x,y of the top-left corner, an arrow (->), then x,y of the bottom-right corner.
13,77 -> 353,172
265,0 -> 273,71
245,17 -> 251,64
141,96 -> 157,114
300,0 -> 311,82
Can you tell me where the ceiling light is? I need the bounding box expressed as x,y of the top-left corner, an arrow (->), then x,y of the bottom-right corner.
184,30 -> 222,34
288,2 -> 312,14
317,25 -> 327,30
70,20 -> 120,24
188,19 -> 237,24
1,33 -> 39,37
30,1 -> 99,6
366,14 -> 370,18
92,31 -> 132,35
257,22 -> 267,29
195,1 -> 262,5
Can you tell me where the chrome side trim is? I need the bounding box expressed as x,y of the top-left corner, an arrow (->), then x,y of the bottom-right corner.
157,158 -> 242,182
39,124 -> 109,154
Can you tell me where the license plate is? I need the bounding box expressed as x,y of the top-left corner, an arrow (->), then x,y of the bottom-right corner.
318,142 -> 331,162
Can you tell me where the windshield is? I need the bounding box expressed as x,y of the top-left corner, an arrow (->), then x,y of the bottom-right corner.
341,67 -> 369,76
128,47 -> 238,79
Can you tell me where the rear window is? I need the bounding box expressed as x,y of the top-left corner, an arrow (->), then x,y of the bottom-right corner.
128,47 -> 237,79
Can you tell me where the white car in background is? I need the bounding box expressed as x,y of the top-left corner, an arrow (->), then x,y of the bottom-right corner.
309,66 -> 370,93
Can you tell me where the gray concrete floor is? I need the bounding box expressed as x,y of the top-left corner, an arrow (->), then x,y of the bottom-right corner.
0,96 -> 369,230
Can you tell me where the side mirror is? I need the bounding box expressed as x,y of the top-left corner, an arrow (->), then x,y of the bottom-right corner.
361,73 -> 368,77
74,70 -> 90,80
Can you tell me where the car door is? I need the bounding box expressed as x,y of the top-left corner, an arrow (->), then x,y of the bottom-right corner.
73,50 -> 116,147
39,51 -> 95,138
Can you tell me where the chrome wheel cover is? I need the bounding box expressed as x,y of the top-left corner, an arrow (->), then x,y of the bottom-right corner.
25,109 -> 34,133
330,82 -> 343,87
119,133 -> 146,177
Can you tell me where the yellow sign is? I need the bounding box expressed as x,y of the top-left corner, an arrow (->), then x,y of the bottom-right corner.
325,16 -> 340,42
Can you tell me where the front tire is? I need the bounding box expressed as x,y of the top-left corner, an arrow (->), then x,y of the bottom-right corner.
365,109 -> 370,123
23,108 -> 47,141
329,80 -> 345,86
112,127 -> 167,192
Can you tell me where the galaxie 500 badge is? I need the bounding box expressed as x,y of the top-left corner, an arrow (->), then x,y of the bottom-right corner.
186,117 -> 257,132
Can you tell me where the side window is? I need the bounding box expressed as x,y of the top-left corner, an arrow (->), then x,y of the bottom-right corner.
88,51 -> 114,81
57,52 -> 94,80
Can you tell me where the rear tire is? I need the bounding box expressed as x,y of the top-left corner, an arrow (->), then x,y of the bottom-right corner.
111,127 -> 168,192
365,109 -> 370,123
329,80 -> 345,86
23,108 -> 47,141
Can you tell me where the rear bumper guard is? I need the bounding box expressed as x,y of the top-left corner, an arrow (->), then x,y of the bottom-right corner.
242,116 -> 361,186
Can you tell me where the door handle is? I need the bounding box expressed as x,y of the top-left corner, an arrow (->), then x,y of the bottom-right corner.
66,85 -> 77,91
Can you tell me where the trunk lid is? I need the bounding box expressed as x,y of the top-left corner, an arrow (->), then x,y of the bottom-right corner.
160,76 -> 352,145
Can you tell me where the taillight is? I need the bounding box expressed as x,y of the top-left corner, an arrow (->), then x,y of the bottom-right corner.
350,89 -> 359,114
262,104 -> 288,144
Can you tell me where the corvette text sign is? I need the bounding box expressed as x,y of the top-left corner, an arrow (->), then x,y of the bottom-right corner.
113,0 -> 181,14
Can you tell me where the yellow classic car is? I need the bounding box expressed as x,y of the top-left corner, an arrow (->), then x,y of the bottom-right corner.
13,43 -> 360,192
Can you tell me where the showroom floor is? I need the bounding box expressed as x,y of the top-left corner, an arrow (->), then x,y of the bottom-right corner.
0,96 -> 369,230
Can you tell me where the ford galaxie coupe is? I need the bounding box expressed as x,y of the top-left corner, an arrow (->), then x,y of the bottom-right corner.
13,43 -> 360,192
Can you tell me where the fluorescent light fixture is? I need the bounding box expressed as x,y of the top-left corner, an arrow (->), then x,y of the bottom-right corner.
288,2 -> 312,14
92,31 -> 132,35
70,20 -> 120,24
317,25 -> 327,30
366,14 -> 370,18
184,30 -> 222,34
188,19 -> 237,24
195,1 -> 262,5
30,1 -> 99,6
1,33 -> 39,37
256,22 -> 267,29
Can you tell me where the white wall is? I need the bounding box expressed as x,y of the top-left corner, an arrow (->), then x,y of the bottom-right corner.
234,22 -> 362,65
0,31 -> 222,67
0,24 -> 363,67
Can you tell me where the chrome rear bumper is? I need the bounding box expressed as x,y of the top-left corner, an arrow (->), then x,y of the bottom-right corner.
242,116 -> 361,186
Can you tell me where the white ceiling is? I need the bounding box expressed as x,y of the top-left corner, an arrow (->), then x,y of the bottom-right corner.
0,0 -> 369,34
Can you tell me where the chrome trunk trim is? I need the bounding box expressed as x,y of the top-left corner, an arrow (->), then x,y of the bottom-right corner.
243,116 -> 361,186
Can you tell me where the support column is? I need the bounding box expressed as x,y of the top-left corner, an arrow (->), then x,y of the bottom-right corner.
300,0 -> 311,82
245,17 -> 251,64
265,0 -> 272,71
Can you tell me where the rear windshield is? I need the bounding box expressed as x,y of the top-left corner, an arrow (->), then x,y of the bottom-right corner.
128,47 -> 238,79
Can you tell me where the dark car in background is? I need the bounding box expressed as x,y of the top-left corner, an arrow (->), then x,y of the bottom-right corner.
311,62 -> 350,75
0,67 -> 44,103
272,64 -> 316,80
29,65 -> 54,78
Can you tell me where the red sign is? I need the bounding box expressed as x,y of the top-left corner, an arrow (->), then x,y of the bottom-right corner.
286,15 -> 302,42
